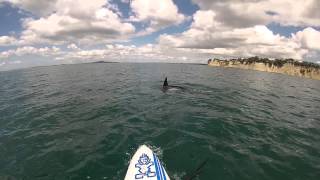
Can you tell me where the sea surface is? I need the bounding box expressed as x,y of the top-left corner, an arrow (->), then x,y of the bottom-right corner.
0,63 -> 319,180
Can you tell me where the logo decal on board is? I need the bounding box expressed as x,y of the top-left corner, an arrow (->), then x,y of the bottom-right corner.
135,153 -> 156,179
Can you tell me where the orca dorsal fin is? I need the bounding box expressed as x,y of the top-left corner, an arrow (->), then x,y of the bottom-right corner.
163,77 -> 168,87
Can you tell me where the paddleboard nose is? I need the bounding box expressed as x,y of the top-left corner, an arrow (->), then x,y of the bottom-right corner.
124,145 -> 170,180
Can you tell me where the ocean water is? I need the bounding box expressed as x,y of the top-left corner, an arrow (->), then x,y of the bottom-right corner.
0,63 -> 319,180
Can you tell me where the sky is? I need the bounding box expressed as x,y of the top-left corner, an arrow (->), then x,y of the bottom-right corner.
0,0 -> 320,70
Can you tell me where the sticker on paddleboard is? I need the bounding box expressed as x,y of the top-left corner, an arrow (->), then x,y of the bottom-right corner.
125,145 -> 170,180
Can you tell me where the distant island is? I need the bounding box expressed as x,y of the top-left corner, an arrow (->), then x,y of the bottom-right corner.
91,61 -> 119,64
208,57 -> 320,80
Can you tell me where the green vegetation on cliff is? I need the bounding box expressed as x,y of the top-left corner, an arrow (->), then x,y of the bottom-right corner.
208,57 -> 319,70
208,57 -> 320,80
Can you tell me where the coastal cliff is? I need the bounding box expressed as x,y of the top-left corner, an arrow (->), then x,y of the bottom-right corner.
208,57 -> 320,80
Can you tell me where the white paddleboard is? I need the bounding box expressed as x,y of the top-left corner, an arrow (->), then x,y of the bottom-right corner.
125,145 -> 170,180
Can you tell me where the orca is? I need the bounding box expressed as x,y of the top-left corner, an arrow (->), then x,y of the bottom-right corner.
162,77 -> 185,92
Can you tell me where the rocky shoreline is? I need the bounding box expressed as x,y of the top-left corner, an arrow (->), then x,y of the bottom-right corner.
208,57 -> 320,80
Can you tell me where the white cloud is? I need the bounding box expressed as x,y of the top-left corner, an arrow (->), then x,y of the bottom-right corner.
6,0 -> 135,45
121,0 -> 130,3
152,0 -> 320,61
293,27 -> 320,50
67,43 -> 80,50
191,10 -> 221,31
130,0 -> 186,33
4,0 -> 58,16
57,43 -> 205,63
0,36 -> 18,46
6,0 -> 187,45
5,0 -> 110,17
192,0 -> 320,27
0,46 -> 61,58
0,50 -> 14,59
158,10 -> 315,60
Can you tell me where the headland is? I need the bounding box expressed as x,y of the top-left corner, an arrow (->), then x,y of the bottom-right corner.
208,57 -> 320,80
